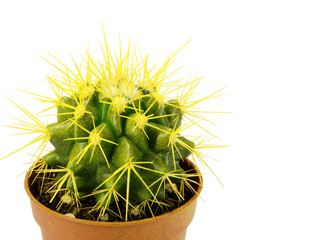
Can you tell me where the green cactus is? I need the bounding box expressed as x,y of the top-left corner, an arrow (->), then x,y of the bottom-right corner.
45,84 -> 195,217
1,32 -> 226,221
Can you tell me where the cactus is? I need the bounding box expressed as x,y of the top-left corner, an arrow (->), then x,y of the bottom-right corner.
1,31 -> 226,221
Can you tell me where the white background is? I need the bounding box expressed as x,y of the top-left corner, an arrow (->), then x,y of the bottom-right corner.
0,1 -> 320,239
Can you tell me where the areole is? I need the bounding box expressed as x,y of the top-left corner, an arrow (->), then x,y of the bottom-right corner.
25,159 -> 203,240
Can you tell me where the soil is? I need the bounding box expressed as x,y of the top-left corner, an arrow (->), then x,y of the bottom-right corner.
32,171 -> 195,222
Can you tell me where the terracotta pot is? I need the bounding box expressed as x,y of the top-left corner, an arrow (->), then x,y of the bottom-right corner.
25,159 -> 203,240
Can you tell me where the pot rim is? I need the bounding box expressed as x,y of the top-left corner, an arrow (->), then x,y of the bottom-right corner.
24,159 -> 203,227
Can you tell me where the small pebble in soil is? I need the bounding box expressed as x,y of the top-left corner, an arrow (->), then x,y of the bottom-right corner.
165,183 -> 176,193
65,213 -> 76,218
100,213 -> 109,222
61,193 -> 73,205
130,206 -> 140,216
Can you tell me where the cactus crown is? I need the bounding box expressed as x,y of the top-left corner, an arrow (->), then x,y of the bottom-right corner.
1,31 -> 225,221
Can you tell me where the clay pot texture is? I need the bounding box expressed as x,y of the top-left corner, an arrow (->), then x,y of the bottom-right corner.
25,159 -> 203,240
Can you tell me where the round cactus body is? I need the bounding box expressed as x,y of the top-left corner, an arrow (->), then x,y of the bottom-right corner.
43,86 -> 194,209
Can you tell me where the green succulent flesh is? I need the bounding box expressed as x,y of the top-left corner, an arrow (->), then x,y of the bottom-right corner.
43,89 -> 195,208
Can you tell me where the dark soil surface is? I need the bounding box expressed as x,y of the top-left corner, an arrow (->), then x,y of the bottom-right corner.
32,172 -> 196,222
